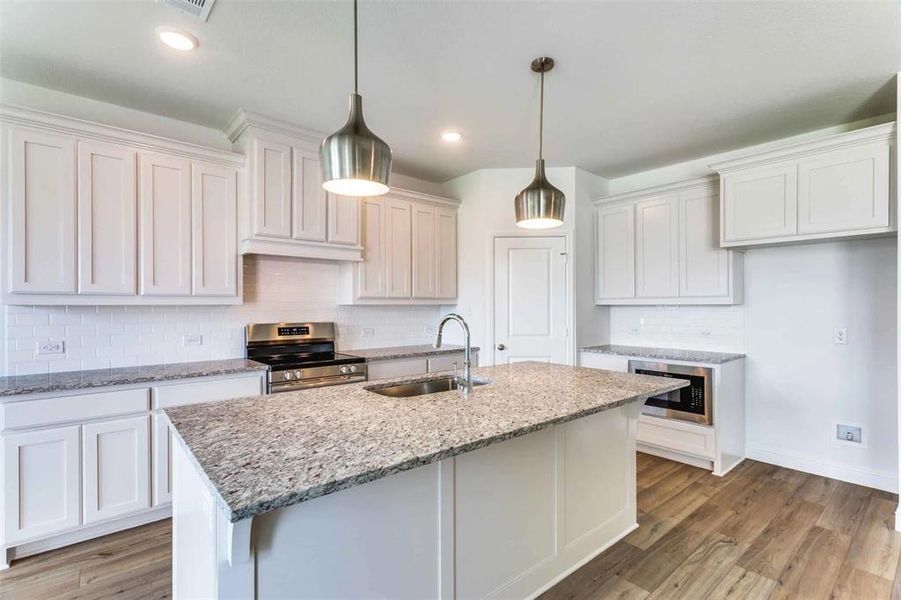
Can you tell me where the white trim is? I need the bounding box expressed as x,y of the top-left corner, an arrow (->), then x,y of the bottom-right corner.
592,174 -> 717,205
746,443 -> 897,493
224,108 -> 324,145
240,237 -> 363,262
0,104 -> 243,167
710,121 -> 896,173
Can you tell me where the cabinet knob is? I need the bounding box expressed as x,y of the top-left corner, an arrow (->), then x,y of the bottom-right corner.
496,344 -> 506,351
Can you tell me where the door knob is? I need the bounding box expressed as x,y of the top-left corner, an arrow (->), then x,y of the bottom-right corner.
496,344 -> 506,351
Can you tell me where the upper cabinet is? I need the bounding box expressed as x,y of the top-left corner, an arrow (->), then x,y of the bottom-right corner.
713,122 -> 895,248
1,106 -> 243,305
226,110 -> 362,261
594,177 -> 743,306
341,189 -> 459,305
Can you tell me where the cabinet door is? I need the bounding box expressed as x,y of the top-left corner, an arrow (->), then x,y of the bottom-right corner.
595,204 -> 635,301
152,412 -> 173,506
722,162 -> 798,242
192,162 -> 238,296
385,198 -> 413,298
292,150 -> 327,242
327,194 -> 360,245
252,138 -> 292,238
412,203 -> 437,298
636,196 -> 679,298
83,415 -> 150,524
2,425 -> 81,544
139,152 -> 192,295
77,141 -> 137,295
798,142 -> 891,234
680,192 -> 729,297
8,127 -> 77,294
358,197 -> 387,298
435,207 -> 458,299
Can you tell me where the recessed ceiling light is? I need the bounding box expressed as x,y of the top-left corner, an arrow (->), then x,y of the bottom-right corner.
157,27 -> 198,51
441,130 -> 463,143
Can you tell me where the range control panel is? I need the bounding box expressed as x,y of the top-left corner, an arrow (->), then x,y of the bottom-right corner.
277,326 -> 310,337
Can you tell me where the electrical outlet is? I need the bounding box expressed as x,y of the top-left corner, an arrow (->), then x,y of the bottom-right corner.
836,424 -> 862,444
182,334 -> 203,347
36,340 -> 65,355
833,327 -> 848,345
362,327 -> 375,338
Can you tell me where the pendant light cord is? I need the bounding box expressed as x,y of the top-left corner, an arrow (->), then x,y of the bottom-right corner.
353,0 -> 359,94
538,68 -> 544,160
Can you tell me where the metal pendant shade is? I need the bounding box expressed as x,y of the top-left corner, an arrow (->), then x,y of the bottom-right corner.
320,0 -> 391,197
515,57 -> 565,229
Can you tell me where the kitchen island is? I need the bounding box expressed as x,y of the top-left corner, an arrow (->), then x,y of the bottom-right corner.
166,362 -> 687,599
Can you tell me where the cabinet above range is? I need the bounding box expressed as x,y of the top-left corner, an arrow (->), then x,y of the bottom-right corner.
711,121 -> 896,248
226,110 -> 362,262
594,176 -> 743,306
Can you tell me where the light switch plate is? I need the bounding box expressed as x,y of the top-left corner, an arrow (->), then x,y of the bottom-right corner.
362,327 -> 375,337
182,334 -> 203,347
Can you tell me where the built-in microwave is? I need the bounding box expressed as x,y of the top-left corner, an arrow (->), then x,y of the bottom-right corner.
628,361 -> 713,425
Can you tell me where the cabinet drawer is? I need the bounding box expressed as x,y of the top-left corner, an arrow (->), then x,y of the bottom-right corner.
367,358 -> 428,380
1,388 -> 149,431
637,415 -> 714,459
152,374 -> 264,409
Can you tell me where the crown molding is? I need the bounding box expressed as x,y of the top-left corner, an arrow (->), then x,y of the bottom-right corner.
593,174 -> 717,205
386,186 -> 460,207
224,108 -> 324,146
709,121 -> 896,173
0,103 -> 244,167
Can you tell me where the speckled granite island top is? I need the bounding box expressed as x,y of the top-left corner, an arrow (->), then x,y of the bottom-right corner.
343,344 -> 480,362
0,358 -> 269,398
165,361 -> 688,522
580,344 -> 745,365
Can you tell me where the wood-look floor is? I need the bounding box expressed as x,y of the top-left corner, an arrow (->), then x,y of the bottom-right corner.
3,454 -> 900,599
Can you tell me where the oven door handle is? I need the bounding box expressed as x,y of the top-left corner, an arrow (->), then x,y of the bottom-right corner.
270,374 -> 366,393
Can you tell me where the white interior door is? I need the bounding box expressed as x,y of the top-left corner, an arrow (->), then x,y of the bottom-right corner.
493,236 -> 568,365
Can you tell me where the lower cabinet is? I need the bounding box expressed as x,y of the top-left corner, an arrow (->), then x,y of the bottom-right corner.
2,425 -> 81,544
83,415 -> 151,524
366,352 -> 477,381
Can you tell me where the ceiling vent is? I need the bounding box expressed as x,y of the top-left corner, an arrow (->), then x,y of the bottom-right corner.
159,0 -> 217,22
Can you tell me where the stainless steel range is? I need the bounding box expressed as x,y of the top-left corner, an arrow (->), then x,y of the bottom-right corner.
245,322 -> 367,394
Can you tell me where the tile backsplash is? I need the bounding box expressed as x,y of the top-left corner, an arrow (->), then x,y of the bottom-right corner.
2,256 -> 446,376
609,305 -> 745,353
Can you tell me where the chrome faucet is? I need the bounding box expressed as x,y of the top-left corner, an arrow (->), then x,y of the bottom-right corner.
434,313 -> 473,395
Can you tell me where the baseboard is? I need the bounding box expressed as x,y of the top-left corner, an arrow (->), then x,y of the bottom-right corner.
637,443 -> 714,471
746,444 -> 897,493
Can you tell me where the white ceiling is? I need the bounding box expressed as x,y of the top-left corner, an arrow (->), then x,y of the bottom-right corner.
1,1 -> 898,182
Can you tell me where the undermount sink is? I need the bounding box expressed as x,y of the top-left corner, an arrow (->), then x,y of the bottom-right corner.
367,375 -> 489,398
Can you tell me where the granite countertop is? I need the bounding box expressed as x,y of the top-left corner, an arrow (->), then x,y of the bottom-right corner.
0,358 -> 270,398
580,344 -> 745,365
343,344 -> 480,362
165,361 -> 687,522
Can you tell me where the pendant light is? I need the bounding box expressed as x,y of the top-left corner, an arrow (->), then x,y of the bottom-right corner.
320,0 -> 392,196
514,56 -> 565,229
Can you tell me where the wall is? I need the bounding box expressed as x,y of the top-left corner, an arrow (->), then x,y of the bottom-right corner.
2,255 -> 442,376
602,116 -> 898,491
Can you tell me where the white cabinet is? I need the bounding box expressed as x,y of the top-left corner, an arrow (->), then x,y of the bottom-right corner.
2,107 -> 243,305
435,207 -> 458,299
714,122 -> 895,247
680,191 -> 729,298
292,149 -> 327,242
152,413 -> 173,506
412,203 -> 437,298
139,152 -> 192,296
798,141 -> 890,234
357,197 -> 388,298
342,190 -> 459,304
594,176 -> 742,305
2,425 -> 81,543
635,196 -> 679,298
77,140 -> 137,295
386,198 -> 413,298
227,112 -> 363,261
595,203 -> 635,301
251,138 -> 292,238
7,126 -> 77,294
83,415 -> 151,524
192,161 -> 238,296
366,351 -> 475,380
